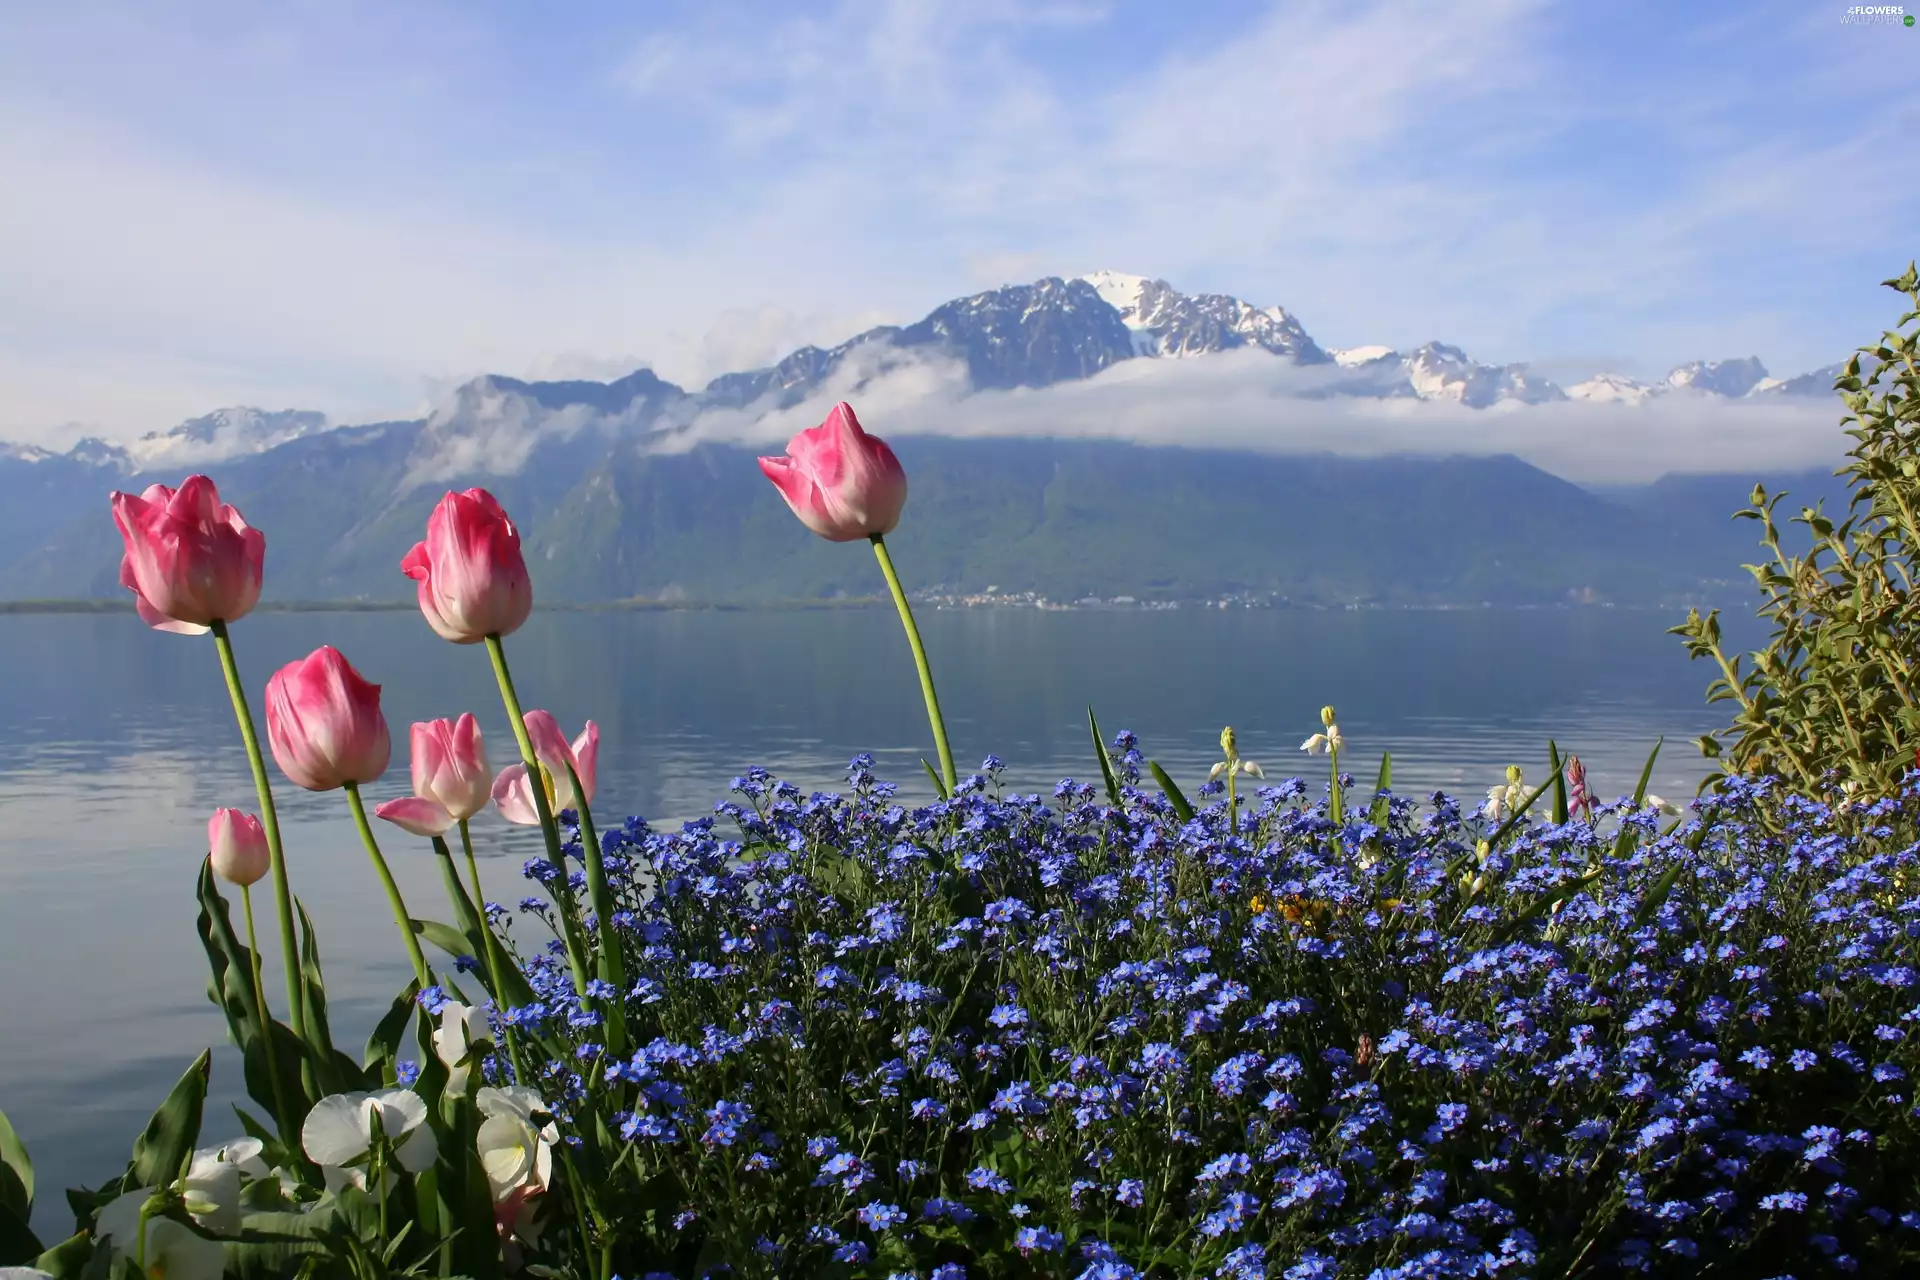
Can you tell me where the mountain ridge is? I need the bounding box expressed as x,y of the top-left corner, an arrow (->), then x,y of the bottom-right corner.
5,269 -> 1845,472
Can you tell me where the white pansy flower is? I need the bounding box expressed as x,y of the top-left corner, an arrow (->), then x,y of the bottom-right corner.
174,1136 -> 271,1235
93,1189 -> 226,1280
475,1087 -> 558,1203
432,1001 -> 494,1095
301,1089 -> 437,1194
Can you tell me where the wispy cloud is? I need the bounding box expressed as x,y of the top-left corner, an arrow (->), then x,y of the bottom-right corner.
0,0 -> 1908,447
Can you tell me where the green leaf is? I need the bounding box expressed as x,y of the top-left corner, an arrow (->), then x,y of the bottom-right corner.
1612,737 -> 1663,863
129,1050 -> 211,1190
1368,752 -> 1393,824
1633,863 -> 1686,928
0,1105 -> 33,1220
221,1207 -> 341,1280
365,981 -> 423,1075
1494,870 -> 1604,944
411,919 -> 477,962
239,1020 -> 311,1137
920,758 -> 949,800
0,1199 -> 44,1267
194,863 -> 265,1046
295,902 -> 366,1094
1148,761 -> 1194,823
34,1230 -> 91,1280
231,1106 -> 277,1152
1548,741 -> 1569,825
1088,707 -> 1121,807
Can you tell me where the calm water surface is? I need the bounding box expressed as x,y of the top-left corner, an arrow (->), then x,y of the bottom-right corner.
0,605 -> 1753,1231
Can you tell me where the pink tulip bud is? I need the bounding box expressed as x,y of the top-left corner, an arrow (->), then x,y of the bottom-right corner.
207,808 -> 271,887
109,475 -> 265,634
756,402 -> 908,542
375,714 -> 493,837
265,646 -> 391,791
1565,754 -> 1592,821
400,489 -> 534,644
491,711 -> 598,825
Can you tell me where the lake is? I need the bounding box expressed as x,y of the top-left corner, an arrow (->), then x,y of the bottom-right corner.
0,604 -> 1757,1234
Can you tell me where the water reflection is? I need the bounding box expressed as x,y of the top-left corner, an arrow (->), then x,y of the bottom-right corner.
0,604 -> 1751,1230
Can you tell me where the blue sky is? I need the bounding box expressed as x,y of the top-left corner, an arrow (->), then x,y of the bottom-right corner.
0,0 -> 1913,444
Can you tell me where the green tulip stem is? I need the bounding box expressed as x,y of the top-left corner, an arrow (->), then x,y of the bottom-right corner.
458,819 -> 531,1084
483,633 -> 592,997
870,534 -> 956,792
209,621 -> 312,1053
343,783 -> 432,988
566,781 -> 630,1055
240,881 -> 299,1149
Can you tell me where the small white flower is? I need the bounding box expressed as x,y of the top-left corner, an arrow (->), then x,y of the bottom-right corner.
1239,760 -> 1264,779
301,1088 -> 438,1195
433,1001 -> 494,1095
1301,734 -> 1329,755
1207,760 -> 1227,782
94,1189 -> 227,1280
1326,724 -> 1344,752
1644,795 -> 1681,816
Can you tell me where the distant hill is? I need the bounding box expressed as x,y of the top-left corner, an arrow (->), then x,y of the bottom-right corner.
0,267 -> 1855,608
0,420 -> 1848,607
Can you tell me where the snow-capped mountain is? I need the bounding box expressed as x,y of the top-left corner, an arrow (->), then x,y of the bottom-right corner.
128,407 -> 331,470
1080,270 -> 1328,363
0,270 -> 1853,472
1568,358 -> 1843,407
1568,374 -> 1661,406
1665,358 -> 1770,398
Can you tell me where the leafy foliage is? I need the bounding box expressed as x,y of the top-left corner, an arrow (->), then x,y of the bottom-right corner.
1674,264 -> 1920,810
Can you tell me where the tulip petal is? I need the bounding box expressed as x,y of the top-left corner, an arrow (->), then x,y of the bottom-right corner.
492,764 -> 542,826
374,796 -> 456,838
569,721 -> 599,806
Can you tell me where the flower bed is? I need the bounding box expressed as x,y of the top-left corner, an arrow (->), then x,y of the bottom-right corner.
461,754 -> 1920,1278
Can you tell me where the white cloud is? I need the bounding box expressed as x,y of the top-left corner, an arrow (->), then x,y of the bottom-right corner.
660,346 -> 1848,486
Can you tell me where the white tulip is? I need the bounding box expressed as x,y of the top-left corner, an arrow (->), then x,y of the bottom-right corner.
301,1089 -> 437,1194
93,1189 -> 227,1280
433,1001 -> 494,1095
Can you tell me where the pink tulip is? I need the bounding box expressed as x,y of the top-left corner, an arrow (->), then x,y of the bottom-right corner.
756,402 -> 908,542
400,489 -> 534,644
208,808 -> 271,887
264,646 -> 391,791
375,714 -> 493,837
109,475 -> 265,634
492,711 -> 598,825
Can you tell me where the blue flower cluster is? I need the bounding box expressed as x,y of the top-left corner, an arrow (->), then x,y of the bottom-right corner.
477,745 -> 1920,1278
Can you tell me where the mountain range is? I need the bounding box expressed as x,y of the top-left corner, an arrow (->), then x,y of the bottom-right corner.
0,271 -> 1854,607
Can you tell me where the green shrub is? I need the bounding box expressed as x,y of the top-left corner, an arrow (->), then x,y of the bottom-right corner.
1674,264 -> 1920,812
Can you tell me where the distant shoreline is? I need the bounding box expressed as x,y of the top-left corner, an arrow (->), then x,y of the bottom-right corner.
0,596 -> 1721,616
